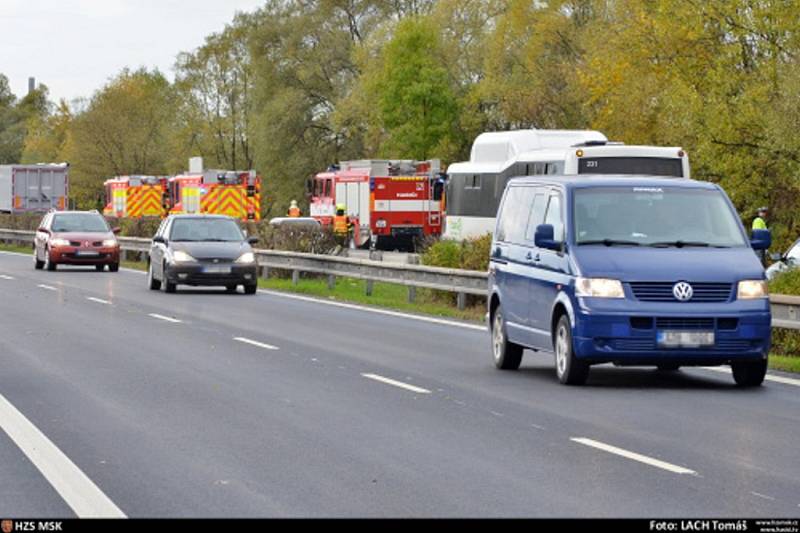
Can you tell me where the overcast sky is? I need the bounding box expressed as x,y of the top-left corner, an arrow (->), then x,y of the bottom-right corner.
1,0 -> 265,103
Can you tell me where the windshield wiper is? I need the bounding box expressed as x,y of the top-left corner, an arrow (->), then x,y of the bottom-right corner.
648,240 -> 726,248
578,239 -> 641,246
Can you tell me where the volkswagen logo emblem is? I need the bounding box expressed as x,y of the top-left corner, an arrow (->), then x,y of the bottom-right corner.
673,282 -> 694,302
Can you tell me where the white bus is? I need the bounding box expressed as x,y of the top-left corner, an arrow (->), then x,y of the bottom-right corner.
443,129 -> 690,240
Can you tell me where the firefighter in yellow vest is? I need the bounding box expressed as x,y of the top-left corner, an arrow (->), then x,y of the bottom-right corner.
333,203 -> 352,246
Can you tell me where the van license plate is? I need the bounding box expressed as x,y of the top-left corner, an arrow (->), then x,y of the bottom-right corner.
657,330 -> 714,348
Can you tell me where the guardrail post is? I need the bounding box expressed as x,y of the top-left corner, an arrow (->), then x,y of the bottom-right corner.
408,286 -> 416,303
292,270 -> 300,285
457,292 -> 466,311
260,266 -> 269,279
327,274 -> 336,290
120,249 -> 128,262
366,280 -> 373,296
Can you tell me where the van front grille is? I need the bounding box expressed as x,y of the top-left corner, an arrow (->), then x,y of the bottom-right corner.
630,282 -> 733,302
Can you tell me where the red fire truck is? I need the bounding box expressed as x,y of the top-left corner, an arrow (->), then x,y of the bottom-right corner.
308,160 -> 445,250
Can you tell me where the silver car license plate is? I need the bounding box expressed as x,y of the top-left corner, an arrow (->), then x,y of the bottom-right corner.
202,265 -> 231,274
657,330 -> 715,348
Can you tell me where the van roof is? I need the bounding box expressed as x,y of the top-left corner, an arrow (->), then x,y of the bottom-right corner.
507,174 -> 717,190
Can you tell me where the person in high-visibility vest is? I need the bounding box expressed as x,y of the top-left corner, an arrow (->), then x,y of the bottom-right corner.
287,199 -> 301,217
752,206 -> 769,265
752,206 -> 768,231
333,203 -> 351,246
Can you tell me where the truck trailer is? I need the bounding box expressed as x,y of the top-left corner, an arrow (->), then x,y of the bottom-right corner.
0,164 -> 69,213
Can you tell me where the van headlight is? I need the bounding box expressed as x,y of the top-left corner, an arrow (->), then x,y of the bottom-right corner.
575,277 -> 625,298
737,280 -> 768,299
172,250 -> 196,263
235,252 -> 255,264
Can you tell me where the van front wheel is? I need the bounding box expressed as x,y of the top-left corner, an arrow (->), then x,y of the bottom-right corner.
492,306 -> 523,370
554,315 -> 589,385
731,359 -> 767,387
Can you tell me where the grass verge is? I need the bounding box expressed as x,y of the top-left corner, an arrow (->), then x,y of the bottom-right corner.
257,276 -> 485,322
769,354 -> 800,374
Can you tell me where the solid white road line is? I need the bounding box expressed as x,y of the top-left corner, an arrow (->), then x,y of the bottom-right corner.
86,297 -> 111,305
148,313 -> 182,324
0,392 -> 126,518
258,289 -> 486,331
233,337 -> 279,351
37,284 -> 58,291
571,437 -> 697,475
0,274 -> 14,280
361,373 -> 431,394
700,366 -> 800,387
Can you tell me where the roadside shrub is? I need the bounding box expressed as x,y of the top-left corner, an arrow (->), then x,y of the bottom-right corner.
769,269 -> 800,357
769,268 -> 800,295
420,234 -> 491,307
0,213 -> 43,230
420,233 -> 491,272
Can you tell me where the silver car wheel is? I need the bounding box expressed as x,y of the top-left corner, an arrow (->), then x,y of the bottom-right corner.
493,311 -> 504,362
555,323 -> 569,377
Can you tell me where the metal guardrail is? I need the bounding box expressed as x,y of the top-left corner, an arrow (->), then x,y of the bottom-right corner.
2,227 -> 799,327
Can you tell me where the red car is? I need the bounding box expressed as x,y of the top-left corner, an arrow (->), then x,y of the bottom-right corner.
34,210 -> 121,272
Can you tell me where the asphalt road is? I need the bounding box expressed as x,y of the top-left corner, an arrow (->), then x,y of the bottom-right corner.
0,250 -> 798,517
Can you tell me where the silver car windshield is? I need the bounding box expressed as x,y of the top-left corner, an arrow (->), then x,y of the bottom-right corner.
573,187 -> 747,248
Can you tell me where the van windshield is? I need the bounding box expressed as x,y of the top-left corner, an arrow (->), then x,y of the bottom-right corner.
573,187 -> 747,248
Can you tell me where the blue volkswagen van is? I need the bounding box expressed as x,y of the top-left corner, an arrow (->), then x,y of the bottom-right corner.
488,175 -> 772,386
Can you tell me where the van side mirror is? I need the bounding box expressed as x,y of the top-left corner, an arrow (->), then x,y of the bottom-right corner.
247,236 -> 259,245
751,229 -> 771,250
153,236 -> 167,245
534,224 -> 561,251
112,227 -> 121,235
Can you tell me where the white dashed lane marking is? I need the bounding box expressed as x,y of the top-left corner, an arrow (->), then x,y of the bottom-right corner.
571,437 -> 697,475
148,313 -> 182,324
361,373 -> 431,395
233,337 -> 279,351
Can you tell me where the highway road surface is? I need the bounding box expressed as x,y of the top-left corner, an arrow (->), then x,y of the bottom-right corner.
0,250 -> 798,518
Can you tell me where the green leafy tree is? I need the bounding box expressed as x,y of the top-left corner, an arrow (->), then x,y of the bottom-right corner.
61,68 -> 176,208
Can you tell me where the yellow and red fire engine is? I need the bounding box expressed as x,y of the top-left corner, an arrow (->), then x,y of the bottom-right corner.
167,170 -> 261,222
103,176 -> 168,218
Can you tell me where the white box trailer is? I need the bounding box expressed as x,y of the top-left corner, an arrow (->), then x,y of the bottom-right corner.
0,164 -> 69,213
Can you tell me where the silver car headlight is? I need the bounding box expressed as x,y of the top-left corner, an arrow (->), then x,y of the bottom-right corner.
172,250 -> 196,263
235,252 -> 255,264
737,280 -> 768,299
575,277 -> 625,298
102,239 -> 118,247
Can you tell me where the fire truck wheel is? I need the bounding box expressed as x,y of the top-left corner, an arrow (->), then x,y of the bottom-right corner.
244,283 -> 258,295
95,265 -> 105,272
109,263 -> 119,273
147,262 -> 161,291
